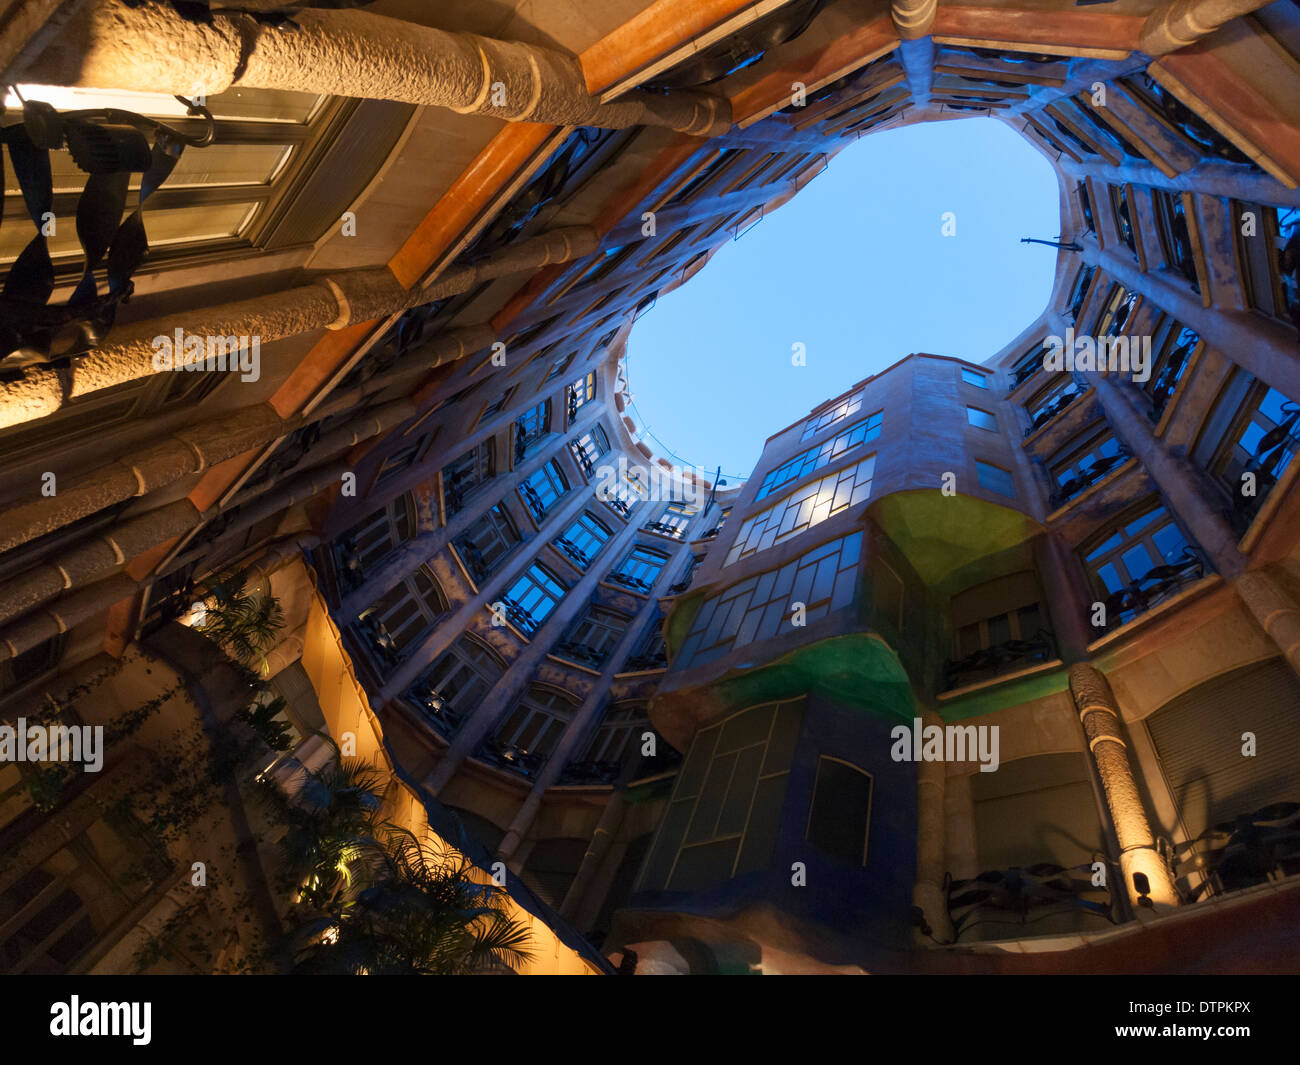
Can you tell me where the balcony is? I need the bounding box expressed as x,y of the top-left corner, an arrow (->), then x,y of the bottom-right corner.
1049,449 -> 1131,510
940,860 -> 1119,943
402,684 -> 465,740
552,639 -> 609,670
477,737 -> 545,779
355,612 -> 401,669
623,647 -> 668,672
557,759 -> 623,786
1220,401 -> 1300,536
1169,801 -> 1300,903
943,629 -> 1056,691
643,520 -> 687,540
1025,381 -> 1086,436
1096,547 -> 1207,632
606,571 -> 653,594
332,535 -> 367,593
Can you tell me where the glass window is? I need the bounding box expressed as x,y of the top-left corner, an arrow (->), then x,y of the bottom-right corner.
725,456 -> 875,566
333,493 -> 415,582
805,757 -> 872,866
801,388 -> 865,441
501,563 -> 567,634
442,442 -> 495,518
487,685 -> 580,775
557,604 -> 630,668
967,407 -> 998,431
519,460 -> 569,521
566,371 -> 597,424
756,412 -> 881,500
452,503 -> 520,585
611,545 -> 669,593
962,368 -> 989,388
1083,501 -> 1203,627
356,566 -> 447,663
405,635 -> 506,738
514,401 -> 550,460
553,512 -> 612,570
976,460 -> 1016,497
569,424 -> 611,476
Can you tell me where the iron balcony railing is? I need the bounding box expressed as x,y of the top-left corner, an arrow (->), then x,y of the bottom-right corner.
942,629 -> 1056,691
1097,546 -> 1207,631
1049,449 -> 1131,509
1221,401 -> 1300,536
1169,801 -> 1300,903
940,859 -> 1119,942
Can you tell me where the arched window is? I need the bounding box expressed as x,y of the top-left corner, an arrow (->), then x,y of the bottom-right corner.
357,565 -> 448,664
334,493 -> 416,587
484,684 -> 581,776
407,634 -> 507,737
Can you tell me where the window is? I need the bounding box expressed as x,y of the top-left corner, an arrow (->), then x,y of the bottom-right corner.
601,465 -> 648,519
975,460 -> 1015,498
1192,369 -> 1299,532
756,412 -> 882,500
1109,184 -> 1137,255
967,406 -> 998,431
442,442 -> 495,518
566,371 -> 597,424
725,456 -> 875,566
1025,374 -> 1085,433
805,757 -> 872,866
962,368 -> 989,388
679,532 -> 862,668
0,84 -> 330,265
625,621 -> 669,670
452,503 -> 520,585
1077,180 -> 1095,234
553,512 -> 611,569
333,493 -> 415,583
514,401 -> 550,461
583,702 -> 650,765
1065,264 -> 1097,322
1139,321 -> 1199,423
637,700 -> 804,892
645,501 -> 695,540
545,352 -> 575,381
1083,501 -> 1203,627
610,545 -> 669,593
1094,282 -> 1139,338
487,684 -> 580,774
1049,426 -> 1127,507
1151,188 -> 1199,290
356,566 -> 448,663
1009,340 -> 1050,392
475,387 -> 514,425
501,562 -> 567,634
948,571 -> 1050,688
1233,201 -> 1300,325
801,387 -> 865,440
519,460 -> 569,521
374,433 -> 432,489
569,424 -> 611,475
405,635 -> 506,738
556,604 -> 630,668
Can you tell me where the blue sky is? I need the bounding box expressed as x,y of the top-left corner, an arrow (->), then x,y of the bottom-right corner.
625,117 -> 1061,480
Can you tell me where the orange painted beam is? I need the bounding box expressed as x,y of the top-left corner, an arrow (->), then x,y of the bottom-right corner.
389,123 -> 557,289
1156,47 -> 1300,189
580,0 -> 760,96
930,8 -> 1143,53
728,16 -> 897,127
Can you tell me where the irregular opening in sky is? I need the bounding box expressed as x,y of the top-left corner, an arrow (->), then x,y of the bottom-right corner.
625,117 -> 1061,480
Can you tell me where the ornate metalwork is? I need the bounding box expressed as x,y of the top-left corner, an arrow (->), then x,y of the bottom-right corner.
1049,448 -> 1130,509
945,860 -> 1118,941
943,628 -> 1056,690
1222,400 -> 1300,535
553,639 -> 608,669
1169,801 -> 1300,902
558,759 -> 622,785
403,683 -> 464,739
1,90 -> 214,377
1025,381 -> 1085,435
477,737 -> 544,778
1099,546 -> 1207,629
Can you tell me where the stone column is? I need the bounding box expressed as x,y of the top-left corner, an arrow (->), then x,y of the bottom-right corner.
1140,0 -> 1274,55
559,790 -> 628,921
25,0 -> 731,135
892,0 -> 938,40
1234,567 -> 1300,677
913,711 -> 954,943
1068,664 -> 1179,911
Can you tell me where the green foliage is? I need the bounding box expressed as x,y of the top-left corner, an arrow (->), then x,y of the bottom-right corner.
195,570 -> 286,673
241,695 -> 295,752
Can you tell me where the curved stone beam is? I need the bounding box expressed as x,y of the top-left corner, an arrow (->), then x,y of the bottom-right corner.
1139,0 -> 1274,55
892,0 -> 938,41
24,0 -> 731,135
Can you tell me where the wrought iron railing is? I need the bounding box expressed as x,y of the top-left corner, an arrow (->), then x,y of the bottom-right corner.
624,648 -> 668,671
557,760 -> 623,786
1025,383 -> 1085,436
1169,801 -> 1300,902
1221,401 -> 1300,536
553,536 -> 594,569
1010,357 -> 1043,392
942,859 -> 1118,942
334,536 -> 367,593
355,613 -> 401,669
943,629 -> 1056,690
477,738 -> 545,778
552,639 -> 609,669
1049,449 -> 1130,509
643,520 -> 687,540
1144,333 -> 1197,423
606,571 -> 652,593
1097,547 -> 1207,630
403,685 -> 465,739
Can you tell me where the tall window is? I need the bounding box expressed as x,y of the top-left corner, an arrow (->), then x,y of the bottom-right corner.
756,412 -> 881,500
583,702 -> 650,766
1138,319 -> 1199,423
610,545 -> 669,593
1077,180 -> 1095,234
441,442 -> 495,518
553,512 -> 611,570
645,501 -> 695,540
405,634 -> 506,738
1192,369 -> 1299,532
487,685 -> 581,774
374,433 -> 433,489
801,387 -> 865,440
1094,282 -> 1139,338
569,424 -> 611,475
501,562 -> 567,634
1233,201 -> 1300,327
947,570 -> 1051,688
519,460 -> 569,522
1083,501 -> 1203,627
637,700 -> 803,893
1065,264 -> 1096,322
356,566 -> 448,664
556,604 -> 630,668
679,532 -> 862,668
1109,185 -> 1137,255
514,401 -> 550,461
452,503 -> 520,585
333,493 -> 415,585
967,406 -> 998,431
1048,425 -> 1127,508
725,456 -> 875,566
806,757 -> 872,867
975,460 -> 1015,498
1151,189 -> 1199,291
1025,374 -> 1085,434
566,371 -> 597,424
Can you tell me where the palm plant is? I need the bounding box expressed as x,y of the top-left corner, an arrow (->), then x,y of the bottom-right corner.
291,827 -> 534,975
195,570 -> 285,673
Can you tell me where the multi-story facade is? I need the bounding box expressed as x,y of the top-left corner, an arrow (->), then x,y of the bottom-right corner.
2,0 -> 1300,974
